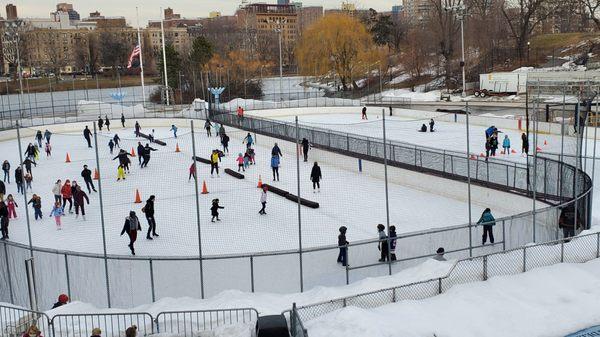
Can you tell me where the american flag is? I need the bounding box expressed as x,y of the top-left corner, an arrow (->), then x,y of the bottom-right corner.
127,45 -> 141,69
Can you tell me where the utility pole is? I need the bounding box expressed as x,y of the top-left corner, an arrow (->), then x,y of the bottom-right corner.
445,5 -> 467,97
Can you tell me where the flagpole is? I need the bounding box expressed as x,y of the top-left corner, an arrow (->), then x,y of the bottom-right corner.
160,7 -> 170,105
136,7 -> 146,107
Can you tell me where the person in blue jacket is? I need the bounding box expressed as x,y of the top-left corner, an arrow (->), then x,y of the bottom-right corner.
271,155 -> 280,181
485,126 -> 497,139
477,208 -> 496,244
243,133 -> 253,149
170,125 -> 178,138
502,135 -> 511,155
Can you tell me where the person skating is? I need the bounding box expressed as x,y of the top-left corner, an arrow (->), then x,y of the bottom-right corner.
61,180 -> 73,214
117,164 -> 126,181
2,160 -> 10,183
210,198 -> 224,222
213,122 -> 221,138
52,179 -> 62,203
0,200 -> 9,240
73,186 -> 90,220
559,205 -> 579,239
361,106 -> 367,120
271,143 -> 282,158
23,157 -> 36,176
237,106 -> 244,121
210,149 -> 220,177
121,211 -> 142,255
81,165 -> 97,193
44,129 -> 52,144
0,179 -> 4,196
419,124 -> 427,132
170,124 -> 178,138
24,173 -> 32,190
83,126 -> 92,148
45,142 -> 52,157
33,144 -> 40,162
104,115 -> 110,131
15,167 -> 23,194
49,201 -> 65,230
477,208 -> 495,244
236,153 -> 245,172
204,120 -> 212,137
271,155 -> 280,181
243,133 -> 253,149
97,116 -> 104,131
188,163 -> 196,181
24,143 -> 37,161
243,151 -> 251,169
35,130 -> 43,147
485,138 -> 491,161
6,194 -> 18,219
141,143 -> 157,168
142,195 -> 158,239
377,224 -> 389,262
148,129 -> 155,143
221,132 -> 230,154
389,225 -> 397,261
137,142 -> 144,165
134,121 -> 141,137
113,149 -> 134,171
301,138 -> 310,162
310,162 -> 322,192
521,133 -> 529,154
121,113 -> 125,128
113,134 -> 120,148
28,194 -> 43,220
490,134 -> 498,156
337,226 -> 349,266
259,185 -> 267,215
108,139 -> 115,154
429,119 -> 435,132
502,135 -> 511,155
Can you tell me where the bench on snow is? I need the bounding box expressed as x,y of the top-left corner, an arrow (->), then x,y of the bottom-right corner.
137,132 -> 167,146
193,156 -> 212,164
262,184 -> 319,209
224,168 -> 245,179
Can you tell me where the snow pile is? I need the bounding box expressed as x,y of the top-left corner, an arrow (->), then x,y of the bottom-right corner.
77,100 -> 147,119
389,73 -> 411,85
305,258 -> 600,337
218,96 -> 359,111
381,88 -> 441,102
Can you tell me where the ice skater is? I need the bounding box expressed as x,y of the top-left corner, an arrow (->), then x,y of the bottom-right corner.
83,126 -> 92,148
243,133 -> 253,149
117,164 -> 126,181
377,224 -> 389,262
271,143 -> 282,158
61,180 -> 73,214
137,142 -> 145,165
135,121 -> 141,137
52,180 -> 63,203
121,113 -> 126,128
301,138 -> 310,162
0,201 -> 8,240
35,130 -> 43,147
361,106 -> 368,120
429,119 -> 435,132
259,185 -> 267,215
521,133 -> 529,155
113,149 -> 134,172
73,185 -> 90,220
108,139 -> 115,154
98,116 -> 104,131
24,173 -> 32,190
44,129 -> 52,144
310,162 -> 322,192
236,153 -> 245,172
15,167 -> 23,194
44,141 -> 52,157
221,133 -> 230,154
121,211 -> 142,255
170,124 -> 178,138
210,149 -> 220,177
142,195 -> 158,239
204,120 -> 212,137
6,194 -> 17,219
49,201 -> 65,230
2,160 -> 10,183
23,157 -> 36,176
189,162 -> 196,181
389,225 -> 397,261
113,134 -> 121,148
141,143 -> 157,168
81,165 -> 97,193
337,226 -> 348,266
28,194 -> 43,220
271,155 -> 280,181
502,135 -> 510,155
477,208 -> 496,244
105,115 -> 110,131
210,198 -> 224,222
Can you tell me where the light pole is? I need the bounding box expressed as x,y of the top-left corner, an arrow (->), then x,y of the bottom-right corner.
270,18 -> 286,97
527,41 -> 531,64
445,4 -> 467,97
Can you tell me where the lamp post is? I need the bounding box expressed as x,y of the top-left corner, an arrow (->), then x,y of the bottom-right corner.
445,5 -> 467,97
527,41 -> 531,64
270,18 -> 286,97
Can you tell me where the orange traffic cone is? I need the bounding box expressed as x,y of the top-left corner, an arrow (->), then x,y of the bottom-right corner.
65,153 -> 71,163
257,175 -> 263,188
93,168 -> 100,180
511,149 -> 517,154
134,189 -> 142,203
175,143 -> 181,153
201,180 -> 209,194
131,147 -> 136,157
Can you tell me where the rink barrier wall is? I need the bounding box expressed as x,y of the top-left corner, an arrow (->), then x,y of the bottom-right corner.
0,304 -> 259,337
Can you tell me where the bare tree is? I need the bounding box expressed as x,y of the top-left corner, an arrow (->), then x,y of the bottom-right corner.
427,0 -> 463,89
581,0 -> 600,29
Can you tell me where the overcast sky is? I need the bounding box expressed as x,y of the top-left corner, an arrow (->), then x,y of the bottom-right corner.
7,0 -> 396,27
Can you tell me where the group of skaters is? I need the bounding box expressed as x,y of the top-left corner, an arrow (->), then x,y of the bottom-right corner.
484,126 -> 531,160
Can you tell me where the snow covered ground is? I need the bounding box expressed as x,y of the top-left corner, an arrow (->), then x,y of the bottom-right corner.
305,258 -> 600,337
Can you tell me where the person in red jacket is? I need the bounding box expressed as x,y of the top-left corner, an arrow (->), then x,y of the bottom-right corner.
236,106 -> 244,121
188,162 -> 196,181
61,179 -> 73,214
73,186 -> 90,220
22,324 -> 43,337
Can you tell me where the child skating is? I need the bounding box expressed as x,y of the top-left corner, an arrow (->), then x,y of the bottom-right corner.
503,135 -> 511,155
236,153 -> 245,172
211,199 -> 224,222
117,164 -> 126,181
259,186 -> 268,215
6,194 -> 17,219
49,201 -> 65,230
45,142 -> 52,157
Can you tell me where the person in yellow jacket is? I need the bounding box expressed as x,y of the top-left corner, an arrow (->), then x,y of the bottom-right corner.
117,164 -> 126,181
210,149 -> 220,177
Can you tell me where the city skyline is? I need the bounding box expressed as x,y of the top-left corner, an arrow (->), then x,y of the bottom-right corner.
7,0 -> 395,27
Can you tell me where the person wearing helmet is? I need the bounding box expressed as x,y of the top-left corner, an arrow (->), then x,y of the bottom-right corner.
52,294 -> 69,309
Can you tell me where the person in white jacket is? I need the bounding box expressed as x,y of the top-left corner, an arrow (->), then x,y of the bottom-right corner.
52,180 -> 62,204
259,186 -> 268,215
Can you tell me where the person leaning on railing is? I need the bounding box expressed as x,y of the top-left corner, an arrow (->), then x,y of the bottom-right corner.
477,208 -> 496,245
559,204 -> 581,239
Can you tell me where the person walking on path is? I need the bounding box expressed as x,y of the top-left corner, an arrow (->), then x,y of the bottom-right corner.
113,134 -> 121,148
521,133 -> 529,155
121,113 -> 125,128
310,162 -> 322,192
389,225 -> 397,261
141,144 -> 157,168
135,121 -> 141,137
104,115 -> 110,131
81,165 -> 97,193
221,133 -> 230,154
83,126 -> 93,148
2,160 -> 10,183
52,180 -> 62,203
243,133 -> 253,149
361,106 -> 368,120
15,167 -> 23,194
210,150 -> 220,177
337,226 -> 349,266
6,194 -> 18,219
271,143 -> 282,158
45,142 -> 52,157
301,138 -> 310,162
377,224 -> 389,262
35,130 -> 43,147
0,200 -> 8,240
108,139 -> 115,154
49,201 -> 65,230
204,120 -> 212,137
28,194 -> 43,220
142,195 -> 158,239
236,153 -> 245,172
73,186 -> 89,220
502,135 -> 511,155
44,129 -> 52,144
477,208 -> 496,245
258,185 -> 268,215
271,155 -> 280,181
97,116 -> 104,131
170,125 -> 178,138
121,211 -> 142,255
210,198 -> 224,222
61,180 -> 73,214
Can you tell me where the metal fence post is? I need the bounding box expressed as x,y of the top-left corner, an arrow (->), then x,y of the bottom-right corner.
190,120 -> 205,299
295,116 -> 304,292
522,247 -> 527,272
250,256 -> 255,293
64,254 -> 71,301
15,121 -> 34,258
482,256 -> 488,281
502,220 -> 506,251
438,278 -> 442,294
3,241 -> 14,304
382,109 -> 392,275
597,232 -> 600,258
149,259 -> 156,303
560,241 -> 564,262
92,122 -> 111,308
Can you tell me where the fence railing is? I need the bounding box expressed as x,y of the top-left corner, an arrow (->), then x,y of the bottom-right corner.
0,306 -> 259,337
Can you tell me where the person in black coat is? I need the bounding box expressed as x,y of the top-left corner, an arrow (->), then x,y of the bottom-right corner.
24,143 -> 36,161
15,167 -> 23,194
35,130 -> 43,147
23,158 -> 36,175
108,139 -> 115,154
0,180 -> 5,196
310,162 -> 322,192
141,144 -> 157,168
97,116 -> 104,131
2,160 -> 10,183
271,143 -> 283,158
0,201 -> 9,240
121,113 -> 126,128
429,119 -> 435,132
121,211 -> 142,255
210,198 -> 224,222
113,134 -> 121,148
113,149 -> 133,167
521,133 -> 529,154
83,126 -> 92,148
137,142 -> 145,165
81,165 -> 97,193
142,195 -> 158,239
104,115 -> 110,131
221,133 -> 230,154
337,226 -> 348,266
135,121 -> 141,137
301,138 -> 310,162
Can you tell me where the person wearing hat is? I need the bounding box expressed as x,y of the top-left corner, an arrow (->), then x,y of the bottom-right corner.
259,185 -> 268,215
377,224 -> 389,262
433,247 -> 446,261
125,325 -> 137,337
91,328 -> 102,337
22,324 -> 42,337
211,199 -> 224,222
121,211 -> 142,255
388,225 -> 397,261
52,294 -> 69,309
337,226 -> 349,266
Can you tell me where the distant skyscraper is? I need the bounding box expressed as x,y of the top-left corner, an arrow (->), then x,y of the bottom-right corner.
278,0 -> 290,5
6,4 -> 17,20
392,5 -> 403,14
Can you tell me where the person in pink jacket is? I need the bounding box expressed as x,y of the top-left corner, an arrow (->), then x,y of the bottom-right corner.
6,194 -> 18,218
236,153 -> 245,172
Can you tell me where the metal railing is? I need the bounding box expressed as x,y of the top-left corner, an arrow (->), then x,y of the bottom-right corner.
155,308 -> 259,336
0,305 -> 51,337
